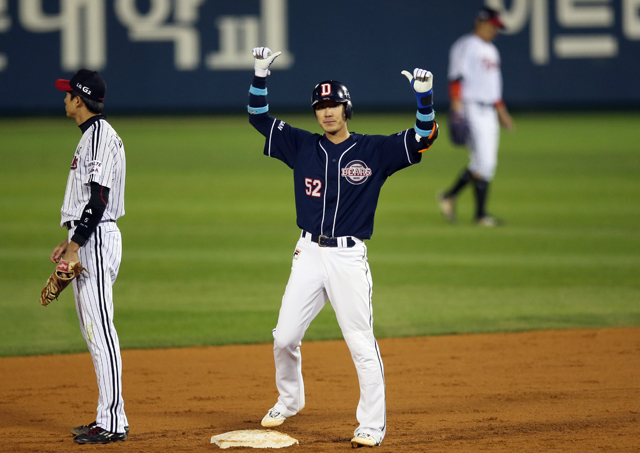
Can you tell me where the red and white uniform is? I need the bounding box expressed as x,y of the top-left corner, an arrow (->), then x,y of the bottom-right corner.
448,33 -> 503,181
62,116 -> 128,434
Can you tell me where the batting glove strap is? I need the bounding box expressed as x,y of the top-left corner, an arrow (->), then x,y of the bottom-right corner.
414,89 -> 434,109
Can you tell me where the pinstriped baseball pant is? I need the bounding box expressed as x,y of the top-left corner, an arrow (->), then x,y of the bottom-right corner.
71,222 -> 128,434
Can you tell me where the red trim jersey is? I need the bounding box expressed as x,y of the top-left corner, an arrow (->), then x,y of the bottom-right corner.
61,116 -> 126,226
448,33 -> 503,105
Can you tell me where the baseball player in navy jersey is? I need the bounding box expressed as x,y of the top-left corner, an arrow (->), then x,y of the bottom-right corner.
438,7 -> 514,226
49,69 -> 129,444
248,47 -> 438,448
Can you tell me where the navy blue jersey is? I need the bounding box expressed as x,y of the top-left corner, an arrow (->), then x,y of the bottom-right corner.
248,75 -> 432,240
250,113 -> 422,239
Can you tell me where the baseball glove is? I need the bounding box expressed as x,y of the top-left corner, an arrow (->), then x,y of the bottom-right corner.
39,259 -> 88,307
448,111 -> 469,146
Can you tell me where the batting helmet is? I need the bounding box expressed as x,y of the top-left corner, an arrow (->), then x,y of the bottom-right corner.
311,80 -> 353,119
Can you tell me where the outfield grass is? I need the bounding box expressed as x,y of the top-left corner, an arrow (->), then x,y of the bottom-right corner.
1,112 -> 639,356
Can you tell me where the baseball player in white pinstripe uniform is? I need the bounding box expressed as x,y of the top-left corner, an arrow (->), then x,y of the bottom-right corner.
50,69 -> 129,444
438,7 -> 514,226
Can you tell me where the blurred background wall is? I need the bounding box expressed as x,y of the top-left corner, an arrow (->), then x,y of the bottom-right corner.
1,0 -> 639,114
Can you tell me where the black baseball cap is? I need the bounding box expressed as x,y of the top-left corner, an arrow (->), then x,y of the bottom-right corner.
55,69 -> 106,102
477,7 -> 505,29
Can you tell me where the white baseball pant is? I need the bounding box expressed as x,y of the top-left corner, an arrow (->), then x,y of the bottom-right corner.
465,102 -> 500,181
270,232 -> 386,443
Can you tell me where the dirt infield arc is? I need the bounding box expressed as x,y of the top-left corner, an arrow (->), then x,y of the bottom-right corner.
1,327 -> 639,452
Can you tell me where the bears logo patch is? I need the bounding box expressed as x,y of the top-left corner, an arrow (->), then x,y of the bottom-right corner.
341,160 -> 372,185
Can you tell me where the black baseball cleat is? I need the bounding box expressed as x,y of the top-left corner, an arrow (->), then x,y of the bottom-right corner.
71,421 -> 97,436
71,421 -> 129,437
73,426 -> 127,444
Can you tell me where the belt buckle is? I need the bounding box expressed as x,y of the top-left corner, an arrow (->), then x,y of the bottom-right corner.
318,235 -> 329,247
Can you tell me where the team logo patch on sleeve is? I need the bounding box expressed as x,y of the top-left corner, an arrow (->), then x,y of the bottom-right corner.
88,160 -> 102,176
342,160 -> 372,185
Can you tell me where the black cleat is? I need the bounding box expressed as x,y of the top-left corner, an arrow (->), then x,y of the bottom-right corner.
73,426 -> 127,444
71,421 -> 97,436
71,422 -> 129,437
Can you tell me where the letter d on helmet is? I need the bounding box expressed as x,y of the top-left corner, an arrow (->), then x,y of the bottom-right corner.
311,80 -> 353,119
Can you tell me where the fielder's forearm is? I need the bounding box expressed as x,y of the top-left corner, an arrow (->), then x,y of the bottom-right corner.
71,182 -> 109,247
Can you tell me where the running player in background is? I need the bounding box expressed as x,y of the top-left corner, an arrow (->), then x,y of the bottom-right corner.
50,69 -> 129,444
438,6 -> 514,226
248,47 -> 438,448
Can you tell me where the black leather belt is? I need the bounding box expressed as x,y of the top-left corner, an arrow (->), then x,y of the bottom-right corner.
64,219 -> 116,230
302,230 -> 356,248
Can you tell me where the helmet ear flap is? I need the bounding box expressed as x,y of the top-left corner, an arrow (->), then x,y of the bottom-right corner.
344,101 -> 353,120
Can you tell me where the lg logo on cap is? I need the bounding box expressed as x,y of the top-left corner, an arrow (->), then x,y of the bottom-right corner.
76,83 -> 91,95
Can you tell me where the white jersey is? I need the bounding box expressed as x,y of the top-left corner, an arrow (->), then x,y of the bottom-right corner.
61,116 -> 126,226
448,33 -> 503,105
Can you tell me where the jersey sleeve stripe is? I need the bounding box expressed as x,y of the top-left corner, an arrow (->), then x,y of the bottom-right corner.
402,129 -> 412,164
90,122 -> 97,161
91,120 -> 105,183
95,120 -> 102,161
89,121 -> 99,182
266,118 -> 277,157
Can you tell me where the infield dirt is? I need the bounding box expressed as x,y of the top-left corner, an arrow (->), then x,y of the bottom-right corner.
1,327 -> 638,452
